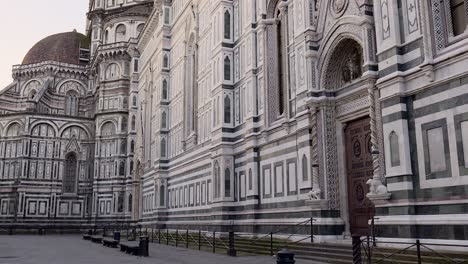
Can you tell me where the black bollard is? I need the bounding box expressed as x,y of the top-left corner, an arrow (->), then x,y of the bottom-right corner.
113,231 -> 121,241
139,236 -> 149,257
227,231 -> 237,257
277,249 -> 295,264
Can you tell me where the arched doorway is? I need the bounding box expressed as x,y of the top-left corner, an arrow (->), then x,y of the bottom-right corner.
324,38 -> 374,236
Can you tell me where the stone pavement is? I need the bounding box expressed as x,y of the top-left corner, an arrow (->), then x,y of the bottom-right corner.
0,235 -> 314,264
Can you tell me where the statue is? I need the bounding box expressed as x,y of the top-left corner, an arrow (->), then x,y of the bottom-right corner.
307,188 -> 321,200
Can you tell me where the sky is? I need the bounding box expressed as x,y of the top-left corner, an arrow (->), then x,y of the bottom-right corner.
0,0 -> 88,89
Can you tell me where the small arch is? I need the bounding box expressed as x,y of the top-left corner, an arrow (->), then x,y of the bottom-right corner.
105,63 -> 121,80
60,125 -> 89,140
115,24 -> 127,42
100,121 -> 116,136
5,122 -> 22,137
137,23 -> 145,37
28,90 -> 37,100
322,37 -> 364,90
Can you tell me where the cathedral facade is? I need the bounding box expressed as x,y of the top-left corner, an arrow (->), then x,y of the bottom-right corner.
1,0 -> 468,244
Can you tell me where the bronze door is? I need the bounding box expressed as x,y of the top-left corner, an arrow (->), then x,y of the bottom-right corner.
345,117 -> 375,236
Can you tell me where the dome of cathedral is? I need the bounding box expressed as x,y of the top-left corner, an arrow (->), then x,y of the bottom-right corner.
22,31 -> 90,66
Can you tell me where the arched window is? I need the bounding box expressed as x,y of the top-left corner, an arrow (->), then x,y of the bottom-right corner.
224,10 -> 231,39
160,138 -> 166,157
160,185 -> 165,206
128,194 -> 133,212
29,90 -> 37,100
324,39 -> 363,90
137,23 -> 145,37
115,24 -> 127,42
450,0 -> 467,36
130,140 -> 135,153
389,131 -> 401,167
161,111 -> 167,129
105,63 -> 120,80
119,161 -> 125,176
104,30 -> 109,44
162,80 -> 168,100
65,91 -> 79,116
163,54 -> 169,68
224,56 -> 231,81
132,95 -> 137,107
63,153 -> 78,193
302,155 -> 308,181
131,115 -> 136,131
225,168 -> 231,197
224,95 -> 231,124
129,160 -> 134,174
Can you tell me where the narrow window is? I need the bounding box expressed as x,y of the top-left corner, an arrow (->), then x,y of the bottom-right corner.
119,161 -> 125,176
160,185 -> 166,206
163,54 -> 169,68
128,194 -> 133,212
225,168 -> 231,197
224,10 -> 231,39
121,117 -> 127,132
161,138 -> 166,157
248,169 -> 253,190
161,112 -> 167,129
162,80 -> 168,99
389,131 -> 401,167
302,155 -> 308,181
224,95 -> 231,124
63,153 -> 77,193
164,7 -> 170,24
224,56 -> 231,81
130,140 -> 135,153
131,115 -> 136,131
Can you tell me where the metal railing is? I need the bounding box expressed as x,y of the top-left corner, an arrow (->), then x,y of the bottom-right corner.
353,218 -> 468,264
